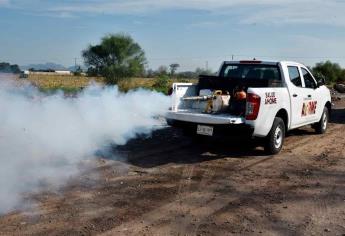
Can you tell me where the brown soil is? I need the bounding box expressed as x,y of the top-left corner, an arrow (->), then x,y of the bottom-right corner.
1,101 -> 345,236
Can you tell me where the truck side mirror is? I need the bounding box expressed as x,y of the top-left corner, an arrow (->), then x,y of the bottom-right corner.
317,78 -> 325,87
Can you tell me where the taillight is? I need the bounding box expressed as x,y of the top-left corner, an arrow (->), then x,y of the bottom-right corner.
246,93 -> 261,120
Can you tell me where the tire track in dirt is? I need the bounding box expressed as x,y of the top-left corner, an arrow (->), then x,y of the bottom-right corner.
94,118 -> 345,235
101,115 -> 345,235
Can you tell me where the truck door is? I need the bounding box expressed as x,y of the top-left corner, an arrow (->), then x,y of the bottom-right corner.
287,66 -> 307,128
300,67 -> 319,123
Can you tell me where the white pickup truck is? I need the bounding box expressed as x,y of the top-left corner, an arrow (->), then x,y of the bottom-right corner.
166,60 -> 332,154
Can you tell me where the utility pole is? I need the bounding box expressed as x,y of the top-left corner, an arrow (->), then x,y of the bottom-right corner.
232,54 -> 234,60
74,58 -> 78,70
206,61 -> 209,71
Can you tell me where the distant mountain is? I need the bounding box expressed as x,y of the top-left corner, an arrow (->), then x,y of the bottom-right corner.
20,63 -> 68,71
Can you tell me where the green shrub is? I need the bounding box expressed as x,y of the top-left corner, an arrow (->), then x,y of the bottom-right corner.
153,75 -> 170,94
82,34 -> 146,85
312,61 -> 344,84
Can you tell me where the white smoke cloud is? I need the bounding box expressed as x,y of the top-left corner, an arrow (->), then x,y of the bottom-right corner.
0,75 -> 170,214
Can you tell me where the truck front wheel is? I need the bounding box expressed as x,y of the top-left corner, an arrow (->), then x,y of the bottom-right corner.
264,117 -> 285,155
314,107 -> 329,134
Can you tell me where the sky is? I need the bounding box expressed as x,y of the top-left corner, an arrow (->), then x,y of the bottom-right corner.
1,0 -> 345,71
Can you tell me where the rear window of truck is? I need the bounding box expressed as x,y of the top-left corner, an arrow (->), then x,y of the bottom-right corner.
221,64 -> 281,81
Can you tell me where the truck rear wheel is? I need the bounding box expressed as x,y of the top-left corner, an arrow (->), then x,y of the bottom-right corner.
315,107 -> 329,134
264,117 -> 285,155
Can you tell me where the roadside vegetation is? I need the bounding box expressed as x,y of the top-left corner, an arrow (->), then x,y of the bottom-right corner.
312,60 -> 345,84
82,33 -> 146,85
26,74 -> 104,94
77,33 -> 198,94
24,74 -> 196,95
0,62 -> 21,74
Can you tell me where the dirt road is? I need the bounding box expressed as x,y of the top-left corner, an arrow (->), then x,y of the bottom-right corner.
1,101 -> 345,236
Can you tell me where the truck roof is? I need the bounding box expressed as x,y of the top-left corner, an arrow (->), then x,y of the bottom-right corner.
223,60 -> 306,67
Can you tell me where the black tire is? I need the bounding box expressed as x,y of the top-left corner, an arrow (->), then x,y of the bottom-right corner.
264,117 -> 285,155
315,107 -> 329,134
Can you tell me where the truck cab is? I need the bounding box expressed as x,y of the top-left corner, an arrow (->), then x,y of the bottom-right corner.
166,60 -> 332,154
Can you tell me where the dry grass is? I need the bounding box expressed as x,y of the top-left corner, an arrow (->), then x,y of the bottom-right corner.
21,74 -> 197,94
117,78 -> 156,92
27,74 -> 104,91
117,77 -> 197,93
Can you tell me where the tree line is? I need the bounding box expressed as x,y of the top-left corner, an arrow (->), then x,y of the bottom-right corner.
0,62 -> 21,74
82,33 -> 213,84
82,33 -> 345,85
312,61 -> 345,83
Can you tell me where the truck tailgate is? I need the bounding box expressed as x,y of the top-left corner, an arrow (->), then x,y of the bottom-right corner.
166,110 -> 245,125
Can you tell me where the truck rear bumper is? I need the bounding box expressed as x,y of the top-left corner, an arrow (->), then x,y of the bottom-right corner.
166,110 -> 245,125
166,111 -> 254,138
167,119 -> 254,138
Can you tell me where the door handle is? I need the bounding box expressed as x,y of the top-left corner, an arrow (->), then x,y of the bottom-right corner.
293,94 -> 298,97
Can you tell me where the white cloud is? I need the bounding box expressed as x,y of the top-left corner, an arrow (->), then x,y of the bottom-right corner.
48,0 -> 345,26
31,11 -> 77,19
240,0 -> 345,26
0,0 -> 9,6
5,0 -> 345,27
51,0 -> 285,13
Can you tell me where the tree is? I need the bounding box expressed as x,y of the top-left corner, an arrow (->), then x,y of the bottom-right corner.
312,61 -> 344,83
338,68 -> 345,83
145,68 -> 155,78
176,71 -> 197,79
195,67 -> 213,76
157,65 -> 168,76
169,63 -> 180,76
82,34 -> 146,84
73,66 -> 83,76
0,62 -> 21,74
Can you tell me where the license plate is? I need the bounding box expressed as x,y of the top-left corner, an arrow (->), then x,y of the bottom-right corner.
197,125 -> 214,136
